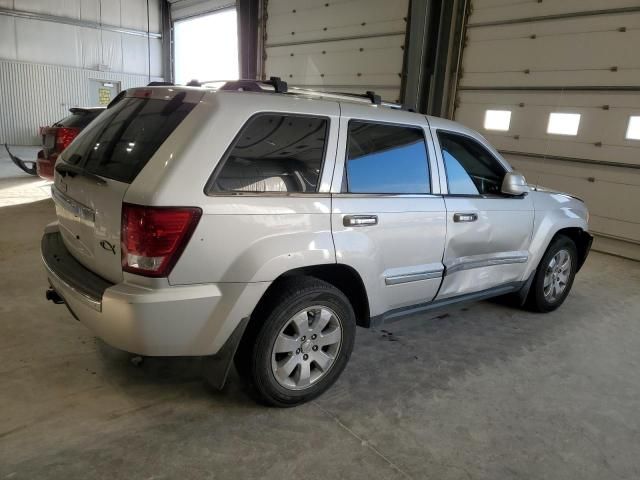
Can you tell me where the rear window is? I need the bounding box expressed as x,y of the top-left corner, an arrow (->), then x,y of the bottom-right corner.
54,110 -> 102,129
62,94 -> 196,183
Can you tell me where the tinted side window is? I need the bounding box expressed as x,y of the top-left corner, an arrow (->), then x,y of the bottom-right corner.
438,131 -> 506,195
209,114 -> 327,193
64,95 -> 196,183
345,121 -> 430,194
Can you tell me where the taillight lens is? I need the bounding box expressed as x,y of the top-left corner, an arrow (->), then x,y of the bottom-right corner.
55,127 -> 80,152
121,204 -> 202,277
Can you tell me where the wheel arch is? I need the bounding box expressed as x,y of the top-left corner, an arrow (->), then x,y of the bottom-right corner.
252,263 -> 371,328
551,227 -> 593,272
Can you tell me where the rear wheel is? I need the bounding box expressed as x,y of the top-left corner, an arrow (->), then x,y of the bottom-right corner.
526,235 -> 577,312
236,277 -> 356,407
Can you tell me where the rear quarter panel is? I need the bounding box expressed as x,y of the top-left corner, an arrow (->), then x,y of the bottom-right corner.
124,92 -> 341,285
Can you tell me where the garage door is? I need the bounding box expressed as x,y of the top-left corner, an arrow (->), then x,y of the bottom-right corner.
169,0 -> 234,20
454,1 -> 640,260
263,0 -> 409,103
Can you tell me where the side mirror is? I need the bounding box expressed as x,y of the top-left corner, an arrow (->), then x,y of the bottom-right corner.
501,171 -> 529,196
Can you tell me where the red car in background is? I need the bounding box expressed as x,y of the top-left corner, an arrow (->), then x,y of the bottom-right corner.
36,107 -> 104,180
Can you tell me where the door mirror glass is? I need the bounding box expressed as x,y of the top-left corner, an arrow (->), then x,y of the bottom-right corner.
501,172 -> 529,196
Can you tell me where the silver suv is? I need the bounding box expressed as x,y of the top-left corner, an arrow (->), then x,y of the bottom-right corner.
42,79 -> 592,406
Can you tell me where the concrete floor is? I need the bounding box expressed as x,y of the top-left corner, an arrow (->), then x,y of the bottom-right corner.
1,198 -> 639,480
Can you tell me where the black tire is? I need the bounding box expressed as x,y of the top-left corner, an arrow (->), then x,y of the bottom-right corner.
526,235 -> 578,313
235,276 -> 356,407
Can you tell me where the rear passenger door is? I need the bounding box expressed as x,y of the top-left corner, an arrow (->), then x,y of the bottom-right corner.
331,104 -> 446,320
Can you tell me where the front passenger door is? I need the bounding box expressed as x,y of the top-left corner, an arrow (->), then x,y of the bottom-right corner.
434,130 -> 534,299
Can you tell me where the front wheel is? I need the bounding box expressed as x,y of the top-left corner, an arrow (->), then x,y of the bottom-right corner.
237,277 -> 356,407
526,235 -> 577,312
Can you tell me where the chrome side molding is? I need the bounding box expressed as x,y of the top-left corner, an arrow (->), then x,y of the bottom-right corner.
445,251 -> 529,275
384,265 -> 444,285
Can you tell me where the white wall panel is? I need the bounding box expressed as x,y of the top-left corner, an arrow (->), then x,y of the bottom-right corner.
150,36 -> 163,77
121,0 -> 161,33
14,0 -> 81,18
455,1 -> 640,259
6,0 -> 161,33
101,30 -> 124,72
15,18 -> 81,67
80,0 -> 99,23
99,0 -> 122,27
122,35 -> 150,76
80,28 -> 101,70
264,0 -> 408,102
0,16 -> 16,60
121,0 -> 149,31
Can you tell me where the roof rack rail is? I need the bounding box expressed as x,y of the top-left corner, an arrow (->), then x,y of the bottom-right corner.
204,78 -> 402,109
220,76 -> 289,93
147,81 -> 174,87
288,87 -> 401,109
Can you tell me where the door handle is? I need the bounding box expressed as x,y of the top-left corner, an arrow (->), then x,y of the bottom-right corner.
453,212 -> 478,223
343,215 -> 378,227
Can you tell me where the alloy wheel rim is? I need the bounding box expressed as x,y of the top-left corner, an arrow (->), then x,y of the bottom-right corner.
271,305 -> 343,390
543,249 -> 572,302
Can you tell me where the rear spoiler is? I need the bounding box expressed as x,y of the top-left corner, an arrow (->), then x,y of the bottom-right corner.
69,107 -> 104,115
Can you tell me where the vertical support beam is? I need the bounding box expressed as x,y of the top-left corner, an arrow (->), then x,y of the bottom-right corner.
445,0 -> 469,119
401,0 -> 467,117
161,0 -> 173,82
428,0 -> 455,117
237,0 -> 260,79
401,0 -> 431,113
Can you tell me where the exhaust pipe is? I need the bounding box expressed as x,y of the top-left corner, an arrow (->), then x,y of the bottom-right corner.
46,288 -> 65,304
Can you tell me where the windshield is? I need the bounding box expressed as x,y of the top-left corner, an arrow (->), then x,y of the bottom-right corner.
62,94 -> 196,183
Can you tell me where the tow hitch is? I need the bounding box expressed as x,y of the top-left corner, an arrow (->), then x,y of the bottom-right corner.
46,288 -> 65,304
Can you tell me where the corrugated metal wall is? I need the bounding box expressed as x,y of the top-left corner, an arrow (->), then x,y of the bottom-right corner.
0,60 -> 161,144
454,0 -> 640,260
263,0 -> 409,102
0,0 -> 164,145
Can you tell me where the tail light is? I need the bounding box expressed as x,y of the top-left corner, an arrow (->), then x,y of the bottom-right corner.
55,127 -> 80,152
121,203 -> 202,277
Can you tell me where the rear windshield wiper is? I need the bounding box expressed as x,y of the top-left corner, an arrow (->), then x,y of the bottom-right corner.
55,163 -> 106,186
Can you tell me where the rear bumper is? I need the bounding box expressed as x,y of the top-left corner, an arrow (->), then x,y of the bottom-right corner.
42,228 -> 269,356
